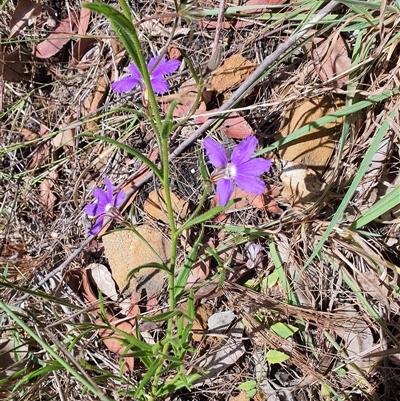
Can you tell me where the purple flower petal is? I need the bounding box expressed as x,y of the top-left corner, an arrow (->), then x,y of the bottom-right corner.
92,188 -> 109,212
84,203 -> 98,217
216,178 -> 234,206
237,158 -> 272,176
150,76 -> 169,94
147,56 -> 160,71
104,179 -> 114,200
128,63 -> 142,81
152,57 -> 180,76
88,216 -> 105,236
112,76 -> 141,93
231,136 -> 258,167
204,138 -> 228,168
235,174 -> 266,195
113,189 -> 126,207
113,56 -> 180,95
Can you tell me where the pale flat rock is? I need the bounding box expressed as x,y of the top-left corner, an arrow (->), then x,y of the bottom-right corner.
103,225 -> 171,297
280,161 -> 326,209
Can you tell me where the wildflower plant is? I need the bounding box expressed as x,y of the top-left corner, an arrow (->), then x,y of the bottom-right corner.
81,1 -> 227,400
79,1 -> 274,399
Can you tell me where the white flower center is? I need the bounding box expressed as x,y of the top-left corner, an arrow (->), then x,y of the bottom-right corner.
105,203 -> 112,213
224,163 -> 237,179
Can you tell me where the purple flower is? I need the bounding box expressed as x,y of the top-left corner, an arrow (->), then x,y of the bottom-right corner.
84,178 -> 125,235
112,55 -> 181,95
204,136 -> 272,206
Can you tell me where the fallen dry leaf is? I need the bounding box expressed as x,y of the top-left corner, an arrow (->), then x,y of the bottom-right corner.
201,0 -> 286,30
161,77 -> 212,119
20,127 -> 38,140
333,306 -> 377,373
219,112 -> 254,139
67,269 -> 136,372
65,268 -> 98,308
27,141 -> 50,169
275,96 -> 345,174
0,48 -> 30,82
144,189 -> 189,224
311,35 -> 351,87
235,0 -> 287,28
71,38 -> 102,69
9,0 -> 42,38
33,17 -> 77,59
185,257 -> 210,290
26,123 -> 51,169
196,311 -> 245,384
77,0 -> 91,35
191,110 -> 254,139
52,118 -> 75,149
97,316 -> 135,372
38,171 -> 57,217
189,303 -> 213,342
210,54 -> 256,94
87,263 -> 118,301
210,185 -> 275,212
0,339 -> 29,379
81,75 -> 108,131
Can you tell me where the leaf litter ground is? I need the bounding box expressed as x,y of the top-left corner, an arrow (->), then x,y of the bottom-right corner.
1,0 -> 400,400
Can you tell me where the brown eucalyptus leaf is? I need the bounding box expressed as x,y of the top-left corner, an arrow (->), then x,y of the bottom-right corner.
9,0 -> 42,37
38,171 -> 57,217
311,36 -> 351,86
275,96 -> 345,174
0,48 -> 30,82
144,189 -> 189,224
210,54 -> 255,94
33,17 -> 77,58
97,316 -> 135,372
77,0 -> 91,35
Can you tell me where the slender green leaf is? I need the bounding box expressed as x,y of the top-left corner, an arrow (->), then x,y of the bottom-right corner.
351,185 -> 400,229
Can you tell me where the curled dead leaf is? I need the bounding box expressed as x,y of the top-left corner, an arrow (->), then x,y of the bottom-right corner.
71,38 -> 102,69
97,316 -> 135,372
9,0 -> 42,38
210,54 -> 256,94
33,17 -> 77,59
275,96 -> 345,174
310,35 -> 351,87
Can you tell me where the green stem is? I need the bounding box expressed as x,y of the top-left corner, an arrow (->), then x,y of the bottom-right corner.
117,0 -> 131,20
